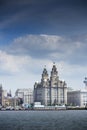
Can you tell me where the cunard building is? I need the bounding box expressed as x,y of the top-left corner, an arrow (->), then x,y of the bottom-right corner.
34,63 -> 67,106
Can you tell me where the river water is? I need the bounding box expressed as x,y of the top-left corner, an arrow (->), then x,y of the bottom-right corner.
0,110 -> 87,130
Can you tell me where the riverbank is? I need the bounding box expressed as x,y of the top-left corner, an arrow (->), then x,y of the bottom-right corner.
0,107 -> 87,111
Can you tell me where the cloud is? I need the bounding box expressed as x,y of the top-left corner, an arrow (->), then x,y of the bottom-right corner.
12,34 -> 62,51
2,33 -> 87,75
5,34 -> 87,66
0,50 -> 31,74
0,49 -> 53,75
0,34 -> 87,95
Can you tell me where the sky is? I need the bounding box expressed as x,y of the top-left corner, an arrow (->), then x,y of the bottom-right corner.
0,0 -> 87,95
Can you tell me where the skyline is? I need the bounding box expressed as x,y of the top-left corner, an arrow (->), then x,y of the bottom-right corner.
0,0 -> 87,95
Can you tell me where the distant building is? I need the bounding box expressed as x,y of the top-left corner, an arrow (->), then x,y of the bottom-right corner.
34,63 -> 67,106
67,90 -> 87,107
0,89 -> 19,107
67,77 -> 87,107
7,90 -> 12,97
3,90 -> 8,97
3,97 -> 19,107
15,88 -> 33,104
0,84 -> 4,106
83,77 -> 87,90
67,87 -> 73,92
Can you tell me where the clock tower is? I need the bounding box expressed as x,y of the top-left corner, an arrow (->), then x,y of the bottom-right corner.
50,63 -> 59,87
41,66 -> 49,87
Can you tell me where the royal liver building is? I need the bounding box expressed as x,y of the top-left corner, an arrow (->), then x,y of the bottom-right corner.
34,64 -> 67,106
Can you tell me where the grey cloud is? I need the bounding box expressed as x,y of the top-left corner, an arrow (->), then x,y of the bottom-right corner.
2,34 -> 87,66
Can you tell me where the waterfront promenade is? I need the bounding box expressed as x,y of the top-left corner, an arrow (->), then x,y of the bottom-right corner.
0,106 -> 86,111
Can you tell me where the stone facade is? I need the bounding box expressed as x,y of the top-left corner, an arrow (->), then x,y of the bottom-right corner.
0,85 -> 4,106
34,64 -> 67,106
67,78 -> 87,107
67,90 -> 87,107
15,88 -> 33,104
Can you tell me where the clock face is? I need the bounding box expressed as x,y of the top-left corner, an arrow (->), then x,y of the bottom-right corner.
44,79 -> 47,82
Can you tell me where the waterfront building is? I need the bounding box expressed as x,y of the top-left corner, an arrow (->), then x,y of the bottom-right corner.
7,89 -> 12,97
67,77 -> 87,107
3,96 -> 19,107
34,63 -> 67,106
15,88 -> 33,104
3,90 -> 8,97
0,84 -> 4,106
1,89 -> 19,107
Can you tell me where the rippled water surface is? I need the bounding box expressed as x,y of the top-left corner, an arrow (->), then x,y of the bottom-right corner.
0,110 -> 87,130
